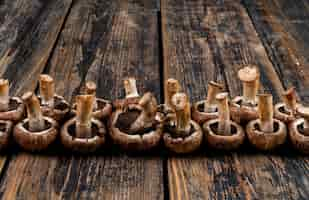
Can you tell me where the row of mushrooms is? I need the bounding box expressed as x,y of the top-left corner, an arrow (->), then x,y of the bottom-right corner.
0,66 -> 308,154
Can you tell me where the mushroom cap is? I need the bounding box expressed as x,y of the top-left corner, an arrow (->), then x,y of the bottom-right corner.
192,100 -> 218,124
289,118 -> 309,154
38,94 -> 70,122
0,97 -> 24,122
0,120 -> 13,150
246,118 -> 287,151
203,119 -> 245,150
163,120 -> 202,153
61,117 -> 106,153
13,117 -> 58,151
109,109 -> 163,151
71,98 -> 112,120
238,66 -> 259,82
274,102 -> 301,123
296,106 -> 309,119
230,96 -> 258,124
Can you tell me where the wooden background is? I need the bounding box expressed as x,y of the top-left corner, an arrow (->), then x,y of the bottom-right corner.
0,0 -> 308,199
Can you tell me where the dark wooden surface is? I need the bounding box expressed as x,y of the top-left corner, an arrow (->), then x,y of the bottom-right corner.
0,0 -> 308,199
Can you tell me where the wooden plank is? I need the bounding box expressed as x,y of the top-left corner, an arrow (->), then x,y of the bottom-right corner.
0,0 -> 72,181
161,0 -> 309,199
0,0 -> 163,199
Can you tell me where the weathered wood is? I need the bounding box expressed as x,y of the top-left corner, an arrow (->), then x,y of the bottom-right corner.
161,0 -> 309,199
0,0 -> 163,199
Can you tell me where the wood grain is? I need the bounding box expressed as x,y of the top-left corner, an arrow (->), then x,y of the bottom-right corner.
161,0 -> 309,199
0,0 -> 163,199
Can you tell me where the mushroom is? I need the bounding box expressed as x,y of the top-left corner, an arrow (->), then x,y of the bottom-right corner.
246,94 -> 287,151
0,120 -> 13,150
288,106 -> 309,154
203,93 -> 245,150
163,92 -> 202,153
39,74 -> 70,121
230,66 -> 260,124
61,94 -> 106,153
13,92 -> 58,151
0,79 -> 24,122
274,87 -> 301,123
110,81 -> 163,151
192,81 -> 223,124
71,81 -> 112,120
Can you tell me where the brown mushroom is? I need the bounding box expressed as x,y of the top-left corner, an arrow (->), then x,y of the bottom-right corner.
0,120 -> 13,150
0,79 -> 24,122
203,93 -> 245,150
288,106 -> 309,153
246,94 -> 287,151
230,66 -> 260,124
274,87 -> 301,123
71,81 -> 112,120
163,92 -> 202,153
13,92 -> 58,151
110,89 -> 163,151
61,94 -> 105,153
38,74 -> 70,121
192,81 -> 223,124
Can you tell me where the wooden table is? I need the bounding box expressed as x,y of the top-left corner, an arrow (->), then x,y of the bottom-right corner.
0,0 -> 308,199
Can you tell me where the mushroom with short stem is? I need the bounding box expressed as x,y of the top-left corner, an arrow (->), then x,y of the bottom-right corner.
61,94 -> 106,153
110,89 -> 163,151
39,74 -> 70,121
192,81 -> 223,124
71,81 -> 112,120
203,93 -> 245,150
288,106 -> 309,154
274,87 -> 301,123
13,92 -> 58,151
0,79 -> 24,122
230,66 -> 260,124
246,94 -> 287,151
163,92 -> 202,153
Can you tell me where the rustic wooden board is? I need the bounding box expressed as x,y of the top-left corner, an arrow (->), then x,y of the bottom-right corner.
161,0 -> 309,199
0,0 -> 163,199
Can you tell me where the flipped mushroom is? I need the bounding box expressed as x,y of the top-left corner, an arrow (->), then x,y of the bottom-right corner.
230,66 -> 260,124
163,92 -> 202,153
39,74 -> 70,121
274,87 -> 300,123
0,120 -> 13,150
71,81 -> 112,120
0,79 -> 24,122
192,81 -> 223,124
110,89 -> 163,151
13,92 -> 58,151
289,106 -> 309,154
246,94 -> 287,151
61,94 -> 106,153
203,93 -> 245,150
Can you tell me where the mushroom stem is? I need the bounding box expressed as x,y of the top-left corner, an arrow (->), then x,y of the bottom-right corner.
0,79 -> 9,112
76,95 -> 94,138
205,81 -> 223,112
238,66 -> 259,106
216,93 -> 231,135
165,78 -> 181,108
171,93 -> 191,136
258,94 -> 274,133
282,87 -> 297,115
124,78 -> 139,98
85,81 -> 98,110
22,92 -> 45,132
39,74 -> 55,108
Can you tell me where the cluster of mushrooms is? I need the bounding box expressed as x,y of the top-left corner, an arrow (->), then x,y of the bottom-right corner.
0,66 -> 308,154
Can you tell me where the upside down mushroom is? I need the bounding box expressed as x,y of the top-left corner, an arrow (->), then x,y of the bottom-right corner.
14,92 -> 58,151
61,94 -> 106,153
110,78 -> 162,151
203,92 -> 245,150
246,94 -> 287,151
163,92 -> 202,153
